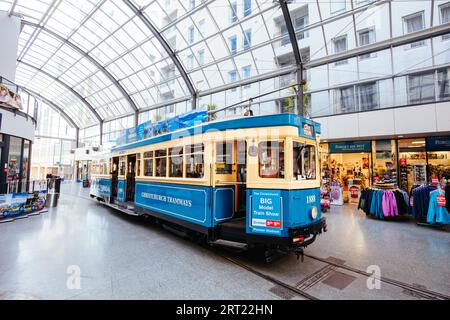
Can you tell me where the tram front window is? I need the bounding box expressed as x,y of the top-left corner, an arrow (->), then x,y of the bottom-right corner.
293,142 -> 317,180
169,147 -> 183,178
259,141 -> 285,179
155,149 -> 167,177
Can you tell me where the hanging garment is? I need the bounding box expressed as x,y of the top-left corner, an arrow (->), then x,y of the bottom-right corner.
382,190 -> 398,217
427,189 -> 450,225
445,184 -> 450,213
393,190 -> 407,215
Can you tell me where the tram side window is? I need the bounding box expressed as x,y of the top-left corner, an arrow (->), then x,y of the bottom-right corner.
216,142 -> 233,174
119,157 -> 126,176
259,141 -> 285,179
186,143 -> 204,178
293,142 -> 316,180
155,149 -> 167,177
143,151 -> 154,177
169,146 -> 184,178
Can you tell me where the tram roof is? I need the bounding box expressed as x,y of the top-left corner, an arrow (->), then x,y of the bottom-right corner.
112,114 -> 320,153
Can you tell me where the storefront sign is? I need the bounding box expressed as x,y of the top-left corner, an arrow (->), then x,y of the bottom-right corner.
250,190 -> 282,235
427,136 -> 450,151
329,141 -> 371,153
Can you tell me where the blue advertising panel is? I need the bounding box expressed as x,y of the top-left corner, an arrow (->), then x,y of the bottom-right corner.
144,121 -> 153,139
126,127 -> 137,144
117,180 -> 126,202
329,141 -> 371,153
427,136 -> 450,151
135,182 -> 211,227
249,190 -> 283,236
137,123 -> 145,141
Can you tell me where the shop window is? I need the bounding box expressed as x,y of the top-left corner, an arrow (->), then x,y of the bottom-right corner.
155,149 -> 167,177
186,144 -> 204,178
398,139 -> 427,190
408,71 -> 435,104
333,35 -> 348,65
293,142 -> 316,180
259,141 -> 285,179
373,140 -> 397,184
216,142 -> 233,174
169,147 -> 183,178
7,137 -> 22,181
144,151 -> 154,177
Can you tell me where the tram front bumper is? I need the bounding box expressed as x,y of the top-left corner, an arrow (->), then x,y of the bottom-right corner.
289,218 -> 327,248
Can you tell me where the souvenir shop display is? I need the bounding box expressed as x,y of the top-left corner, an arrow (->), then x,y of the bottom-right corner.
330,181 -> 344,206
358,187 -> 409,220
348,179 -> 362,205
321,164 -> 331,212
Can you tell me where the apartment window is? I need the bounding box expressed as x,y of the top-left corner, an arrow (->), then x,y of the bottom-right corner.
408,71 -> 435,104
187,26 -> 195,44
333,35 -> 348,65
244,0 -> 252,17
403,12 -> 425,48
229,70 -> 238,92
198,49 -> 205,65
335,86 -> 356,113
229,35 -> 237,54
437,68 -> 450,100
242,66 -> 251,79
243,29 -> 252,50
295,15 -> 309,40
440,3 -> 450,40
358,82 -> 379,111
189,0 -> 195,10
198,19 -> 205,36
230,2 -> 238,23
330,0 -> 346,14
187,54 -> 194,70
358,28 -> 376,59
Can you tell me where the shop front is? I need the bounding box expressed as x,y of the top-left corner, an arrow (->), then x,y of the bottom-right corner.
325,141 -> 372,205
321,136 -> 450,202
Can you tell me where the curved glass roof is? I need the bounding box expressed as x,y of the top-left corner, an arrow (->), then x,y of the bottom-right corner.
2,0 -> 437,129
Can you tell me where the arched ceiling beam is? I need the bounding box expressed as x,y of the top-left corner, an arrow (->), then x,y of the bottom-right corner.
18,60 -> 103,123
21,21 -> 139,115
21,88 -> 79,130
122,0 -> 197,108
278,0 -> 303,67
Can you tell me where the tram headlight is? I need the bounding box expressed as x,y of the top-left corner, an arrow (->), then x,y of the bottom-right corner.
310,206 -> 318,220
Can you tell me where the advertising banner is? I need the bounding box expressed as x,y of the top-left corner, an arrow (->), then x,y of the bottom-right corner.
117,180 -> 126,203
250,190 -> 283,236
0,192 -> 46,220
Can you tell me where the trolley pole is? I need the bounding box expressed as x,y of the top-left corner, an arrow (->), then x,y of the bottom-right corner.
279,0 -> 304,117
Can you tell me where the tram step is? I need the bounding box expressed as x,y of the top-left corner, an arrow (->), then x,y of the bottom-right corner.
211,239 -> 248,250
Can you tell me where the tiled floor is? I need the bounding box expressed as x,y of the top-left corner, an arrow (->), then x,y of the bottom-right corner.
0,183 -> 448,300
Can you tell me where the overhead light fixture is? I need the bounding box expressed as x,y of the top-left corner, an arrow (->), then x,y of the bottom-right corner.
411,141 -> 425,144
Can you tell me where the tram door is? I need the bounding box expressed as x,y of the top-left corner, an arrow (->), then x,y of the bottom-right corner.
236,140 -> 247,216
126,155 -> 137,202
111,157 -> 119,201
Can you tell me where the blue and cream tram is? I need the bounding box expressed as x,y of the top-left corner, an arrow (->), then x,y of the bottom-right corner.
90,114 -> 327,258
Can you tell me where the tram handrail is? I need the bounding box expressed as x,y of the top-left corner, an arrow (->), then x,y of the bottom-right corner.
215,181 -> 247,185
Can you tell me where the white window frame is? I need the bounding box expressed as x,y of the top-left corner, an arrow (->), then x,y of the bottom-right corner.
330,0 -> 346,14
439,2 -> 450,40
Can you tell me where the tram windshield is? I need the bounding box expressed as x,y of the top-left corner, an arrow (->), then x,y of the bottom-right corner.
259,141 -> 285,179
293,142 -> 317,180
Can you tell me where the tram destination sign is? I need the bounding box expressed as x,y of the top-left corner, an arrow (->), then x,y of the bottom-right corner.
250,190 -> 283,236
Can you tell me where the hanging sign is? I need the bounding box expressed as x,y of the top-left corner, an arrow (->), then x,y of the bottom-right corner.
437,195 -> 446,207
329,141 -> 371,153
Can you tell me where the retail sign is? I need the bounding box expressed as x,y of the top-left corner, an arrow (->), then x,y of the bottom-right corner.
250,190 -> 283,236
329,141 -> 371,153
427,136 -> 450,151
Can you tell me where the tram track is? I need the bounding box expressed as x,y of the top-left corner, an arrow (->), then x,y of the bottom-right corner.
304,253 -> 450,300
